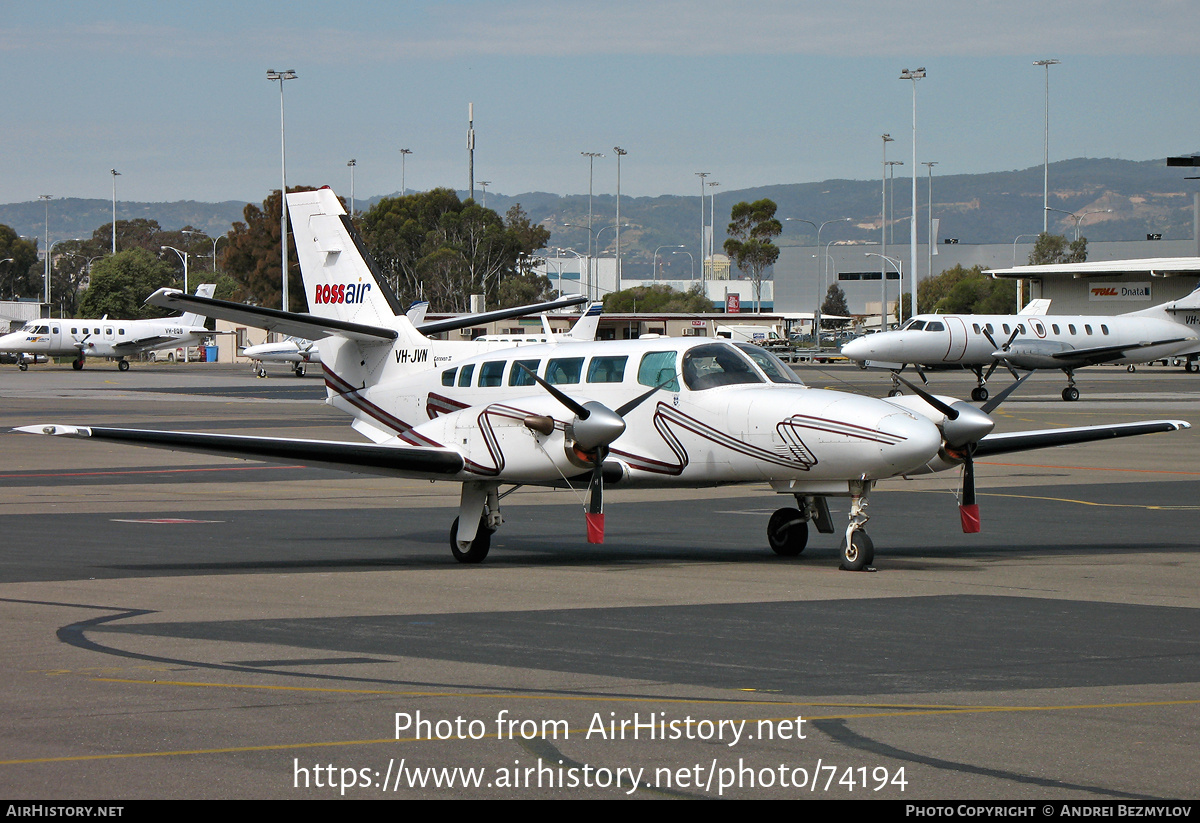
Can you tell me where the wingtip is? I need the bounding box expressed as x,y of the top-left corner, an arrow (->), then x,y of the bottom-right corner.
12,424 -> 90,437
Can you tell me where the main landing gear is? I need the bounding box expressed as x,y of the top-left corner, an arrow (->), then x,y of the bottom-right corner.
294,363 -> 306,377
450,481 -> 504,563
1061,370 -> 1079,402
71,358 -> 84,371
117,359 -> 129,372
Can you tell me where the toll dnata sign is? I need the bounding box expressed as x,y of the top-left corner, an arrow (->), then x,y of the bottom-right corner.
1089,282 -> 1151,301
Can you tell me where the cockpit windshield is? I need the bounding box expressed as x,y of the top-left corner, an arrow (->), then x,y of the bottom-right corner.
682,343 -> 764,390
734,343 -> 804,385
900,319 -> 926,331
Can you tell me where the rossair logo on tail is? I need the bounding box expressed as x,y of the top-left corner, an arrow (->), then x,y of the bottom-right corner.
312,282 -> 373,305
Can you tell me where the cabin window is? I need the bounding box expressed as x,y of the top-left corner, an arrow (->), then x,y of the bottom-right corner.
587,356 -> 627,383
972,324 -> 981,334
1002,324 -> 1011,335
508,359 -> 540,386
546,357 -> 583,385
1084,324 -> 1093,335
441,368 -> 457,387
638,351 -> 680,391
118,329 -> 125,335
457,363 -> 475,387
52,327 -> 59,334
1101,325 -> 1109,335
71,328 -> 78,334
985,323 -> 994,334
925,321 -> 945,332
1017,324 -> 1025,334
735,343 -> 802,384
1052,324 -> 1060,334
1069,324 -> 1077,335
681,343 -> 763,391
478,361 -> 505,387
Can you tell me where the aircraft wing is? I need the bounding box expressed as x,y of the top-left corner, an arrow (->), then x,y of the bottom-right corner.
973,420 -> 1189,458
146,289 -> 398,344
414,295 -> 587,336
111,335 -> 178,352
1041,337 -> 1194,365
14,425 -> 464,480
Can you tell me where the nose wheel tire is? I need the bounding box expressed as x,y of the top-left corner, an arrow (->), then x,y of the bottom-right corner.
450,516 -> 494,564
767,507 -> 809,556
18,362 -> 28,371
970,386 -> 989,402
839,531 -> 875,571
71,359 -> 84,371
1062,386 -> 1079,402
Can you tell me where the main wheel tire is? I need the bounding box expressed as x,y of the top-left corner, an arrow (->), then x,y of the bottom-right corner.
767,507 -> 808,556
295,365 -> 306,377
1187,361 -> 1199,374
839,531 -> 875,571
450,516 -> 493,563
1127,364 -> 1136,373
1062,386 -> 1079,402
71,359 -> 83,371
18,362 -> 27,371
118,359 -> 129,372
971,386 -> 989,402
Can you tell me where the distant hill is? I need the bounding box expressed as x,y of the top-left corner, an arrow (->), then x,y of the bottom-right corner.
4,157 -> 1196,280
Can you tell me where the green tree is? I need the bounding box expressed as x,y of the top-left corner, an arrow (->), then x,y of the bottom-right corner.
916,264 -> 1016,315
0,223 -> 41,299
603,283 -> 713,313
820,283 -> 851,329
77,248 -> 175,319
1028,232 -> 1087,265
222,187 -> 319,312
723,199 -> 781,312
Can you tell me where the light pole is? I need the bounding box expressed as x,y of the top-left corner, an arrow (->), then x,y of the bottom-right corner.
581,151 -> 603,302
707,180 -> 720,280
267,68 -> 297,311
399,148 -> 412,194
923,161 -> 938,286
162,245 -> 190,296
110,169 -> 121,255
478,180 -> 490,208
38,195 -> 51,304
672,249 -> 694,281
900,67 -> 925,327
347,159 -> 356,216
886,160 -> 903,246
881,134 -> 894,330
865,252 -> 903,330
653,244 -> 684,281
1034,59 -> 1060,233
614,146 -> 626,292
696,171 -> 710,284
1012,233 -> 1040,308
1045,207 -> 1111,241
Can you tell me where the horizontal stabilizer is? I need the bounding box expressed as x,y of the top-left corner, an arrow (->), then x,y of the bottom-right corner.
13,425 -> 464,480
146,289 -> 398,343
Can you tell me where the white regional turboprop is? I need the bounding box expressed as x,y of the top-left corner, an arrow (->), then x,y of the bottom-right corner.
842,274 -> 1200,401
15,188 -> 1190,570
0,284 -> 216,372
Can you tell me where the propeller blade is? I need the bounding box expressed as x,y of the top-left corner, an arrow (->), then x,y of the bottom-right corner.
515,363 -> 589,419
981,327 -> 1000,351
959,446 -> 981,533
979,370 -> 1033,415
585,448 -> 607,544
982,361 -> 999,382
615,372 -> 680,417
891,374 -> 959,420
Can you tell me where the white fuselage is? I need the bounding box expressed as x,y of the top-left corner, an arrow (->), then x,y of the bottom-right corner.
242,338 -> 321,365
0,318 -> 208,362
842,311 -> 1200,370
320,336 -> 944,492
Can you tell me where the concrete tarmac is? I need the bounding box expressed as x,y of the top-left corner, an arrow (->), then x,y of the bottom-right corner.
0,361 -> 1196,799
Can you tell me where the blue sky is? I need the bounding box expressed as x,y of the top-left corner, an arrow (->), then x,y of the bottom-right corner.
3,1 -> 1198,205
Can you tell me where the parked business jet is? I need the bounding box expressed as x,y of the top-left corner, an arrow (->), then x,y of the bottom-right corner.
842,276 -> 1200,401
17,188 -> 1189,571
0,284 -> 216,371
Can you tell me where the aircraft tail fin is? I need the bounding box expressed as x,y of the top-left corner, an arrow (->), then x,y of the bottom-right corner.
179,284 -> 216,328
286,188 -> 407,327
567,302 -> 604,340
1018,298 -> 1051,316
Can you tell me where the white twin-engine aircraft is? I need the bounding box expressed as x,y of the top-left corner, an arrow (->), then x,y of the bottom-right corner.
0,284 -> 216,371
842,260 -> 1200,402
15,188 -> 1190,570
